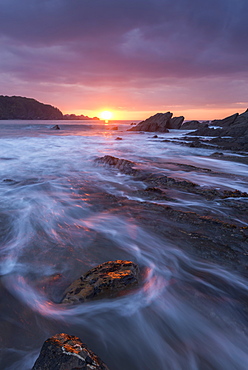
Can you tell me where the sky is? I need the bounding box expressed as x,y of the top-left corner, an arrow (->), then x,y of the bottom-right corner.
0,0 -> 248,120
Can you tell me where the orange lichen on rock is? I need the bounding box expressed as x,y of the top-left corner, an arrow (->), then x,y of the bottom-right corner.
62,260 -> 140,304
32,333 -> 110,370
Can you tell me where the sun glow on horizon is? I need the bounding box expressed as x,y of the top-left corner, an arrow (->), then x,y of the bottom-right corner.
100,110 -> 113,121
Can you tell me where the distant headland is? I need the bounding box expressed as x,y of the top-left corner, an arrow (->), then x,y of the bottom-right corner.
0,95 -> 99,120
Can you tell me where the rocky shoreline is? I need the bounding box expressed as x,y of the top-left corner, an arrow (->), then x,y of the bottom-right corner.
32,260 -> 140,369
95,155 -> 248,277
129,109 -> 248,152
31,109 -> 248,369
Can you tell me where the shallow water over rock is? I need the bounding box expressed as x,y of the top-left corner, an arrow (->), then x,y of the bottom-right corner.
0,120 -> 247,370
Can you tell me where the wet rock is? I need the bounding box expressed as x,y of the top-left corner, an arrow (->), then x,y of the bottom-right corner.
62,260 -> 140,304
110,126 -> 118,130
51,124 -> 60,130
95,155 -> 138,175
210,152 -> 224,157
188,125 -> 222,137
128,112 -> 172,132
32,333 -> 109,370
3,178 -> 15,183
168,116 -> 184,129
115,137 -> 123,140
181,121 -> 208,130
152,135 -> 158,138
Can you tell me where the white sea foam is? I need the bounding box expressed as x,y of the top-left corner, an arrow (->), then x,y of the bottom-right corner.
0,121 -> 247,370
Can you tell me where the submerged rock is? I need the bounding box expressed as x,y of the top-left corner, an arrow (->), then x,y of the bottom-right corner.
95,155 -> 138,175
32,333 -> 109,370
51,124 -> 60,130
115,137 -> 123,140
62,260 -> 140,304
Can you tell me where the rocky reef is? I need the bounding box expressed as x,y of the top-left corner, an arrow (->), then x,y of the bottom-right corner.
129,109 -> 248,152
94,155 -> 248,276
186,110 -> 248,151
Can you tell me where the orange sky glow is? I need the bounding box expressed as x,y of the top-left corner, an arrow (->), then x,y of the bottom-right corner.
0,1 -> 247,122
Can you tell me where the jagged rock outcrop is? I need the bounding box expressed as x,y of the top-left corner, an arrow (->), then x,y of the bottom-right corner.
32,333 -> 109,370
180,120 -> 208,130
128,112 -> 184,132
95,155 -> 138,175
211,113 -> 239,127
168,116 -> 184,129
186,109 -> 248,151
62,260 -> 140,304
0,95 -> 63,120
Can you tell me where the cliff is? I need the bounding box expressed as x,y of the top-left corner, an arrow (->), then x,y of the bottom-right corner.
0,95 -> 63,120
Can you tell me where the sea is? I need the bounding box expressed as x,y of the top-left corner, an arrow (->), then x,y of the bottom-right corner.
0,120 -> 248,369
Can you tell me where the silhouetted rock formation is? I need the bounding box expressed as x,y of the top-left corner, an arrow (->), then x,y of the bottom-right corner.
63,114 -> 99,120
32,333 -> 109,370
211,113 -> 239,127
0,95 -> 63,120
180,120 -> 208,130
129,112 -> 185,132
62,260 -> 140,304
187,109 -> 248,151
168,116 -> 184,129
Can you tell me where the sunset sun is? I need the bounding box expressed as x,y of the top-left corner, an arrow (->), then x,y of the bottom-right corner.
100,110 -> 113,121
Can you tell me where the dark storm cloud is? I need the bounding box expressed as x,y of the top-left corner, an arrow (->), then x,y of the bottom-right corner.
0,0 -> 247,115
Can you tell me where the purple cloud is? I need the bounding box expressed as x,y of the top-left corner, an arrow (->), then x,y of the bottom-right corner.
0,0 -> 247,117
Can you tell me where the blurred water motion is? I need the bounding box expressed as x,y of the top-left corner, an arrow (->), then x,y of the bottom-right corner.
0,120 -> 247,370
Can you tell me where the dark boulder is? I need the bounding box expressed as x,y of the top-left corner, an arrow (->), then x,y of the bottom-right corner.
32,333 -> 109,370
115,137 -> 123,140
128,112 -> 172,132
62,260 -> 140,304
95,155 -> 137,175
168,116 -> 184,129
